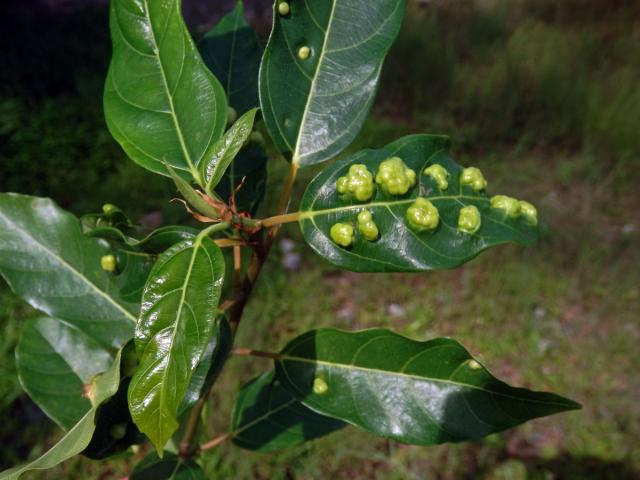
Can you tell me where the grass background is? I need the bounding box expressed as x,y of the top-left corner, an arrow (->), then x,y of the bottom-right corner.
1,0 -> 639,478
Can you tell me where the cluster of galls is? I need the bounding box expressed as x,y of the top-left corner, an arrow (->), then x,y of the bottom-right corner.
329,157 -> 538,248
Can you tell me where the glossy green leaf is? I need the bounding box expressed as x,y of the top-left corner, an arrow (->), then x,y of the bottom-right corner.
104,0 -> 227,179
201,108 -> 259,193
199,0 -> 262,115
275,329 -> 581,445
85,225 -> 198,255
215,143 -> 268,215
166,163 -> 221,219
130,451 -> 204,480
180,316 -> 233,414
260,0 -> 406,166
0,351 -> 123,480
15,317 -> 114,430
0,193 -> 143,349
299,135 -> 542,272
128,236 -> 225,454
232,371 -> 346,452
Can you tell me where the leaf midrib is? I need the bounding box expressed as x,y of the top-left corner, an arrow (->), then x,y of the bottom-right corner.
142,0 -> 197,174
0,210 -> 137,324
278,354 -> 573,408
156,238 -> 204,434
291,0 -> 338,165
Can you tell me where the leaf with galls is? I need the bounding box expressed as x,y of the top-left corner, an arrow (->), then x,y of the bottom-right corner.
299,135 -> 542,272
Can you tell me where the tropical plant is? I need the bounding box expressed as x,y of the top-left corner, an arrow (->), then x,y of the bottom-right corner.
0,1 -> 579,478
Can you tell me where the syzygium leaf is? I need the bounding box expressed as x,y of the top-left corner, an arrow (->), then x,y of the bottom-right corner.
260,0 -> 406,166
201,108 -> 259,193
104,0 -> 227,179
275,328 -> 581,445
130,451 -> 205,480
0,350 -> 123,480
299,134 -> 541,272
15,317 -> 114,430
199,0 -> 262,115
232,371 -> 346,452
85,225 -> 198,255
0,193 -> 144,349
128,236 -> 225,454
179,316 -> 233,415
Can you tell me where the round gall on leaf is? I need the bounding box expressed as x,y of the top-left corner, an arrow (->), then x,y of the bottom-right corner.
102,203 -> 117,215
313,377 -> 329,395
519,200 -> 538,225
406,197 -> 439,232
226,106 -> 237,126
423,163 -> 450,190
357,210 -> 379,241
460,167 -> 487,192
375,157 -> 417,196
336,164 -> 375,201
330,223 -> 354,248
297,46 -> 311,60
491,195 -> 521,217
458,205 -> 482,234
100,254 -> 117,272
278,2 -> 290,16
468,359 -> 482,370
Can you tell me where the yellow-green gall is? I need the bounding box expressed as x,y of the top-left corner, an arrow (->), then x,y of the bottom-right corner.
102,203 -> 117,214
375,157 -> 417,196
491,195 -> 520,217
468,359 -> 482,370
298,46 -> 311,60
278,2 -> 290,16
460,167 -> 487,191
330,223 -> 354,248
519,200 -> 538,225
313,377 -> 329,394
406,197 -> 440,232
423,164 -> 450,190
100,254 -> 117,272
109,423 -> 128,440
226,106 -> 237,126
458,205 -> 482,234
336,164 -> 375,202
357,210 -> 379,241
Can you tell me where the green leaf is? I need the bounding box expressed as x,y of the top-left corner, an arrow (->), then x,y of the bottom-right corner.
201,108 -> 259,193
104,0 -> 227,179
232,371 -> 346,452
299,134 -> 541,272
128,236 -> 225,454
15,317 -> 114,430
166,163 -> 221,219
199,0 -> 262,115
0,193 -> 143,349
215,143 -> 268,215
0,350 -> 123,480
180,316 -> 233,414
275,329 -> 581,445
85,225 -> 198,255
130,451 -> 204,480
260,0 -> 406,166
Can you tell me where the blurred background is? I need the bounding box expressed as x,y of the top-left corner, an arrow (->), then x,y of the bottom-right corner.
1,0 -> 639,478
